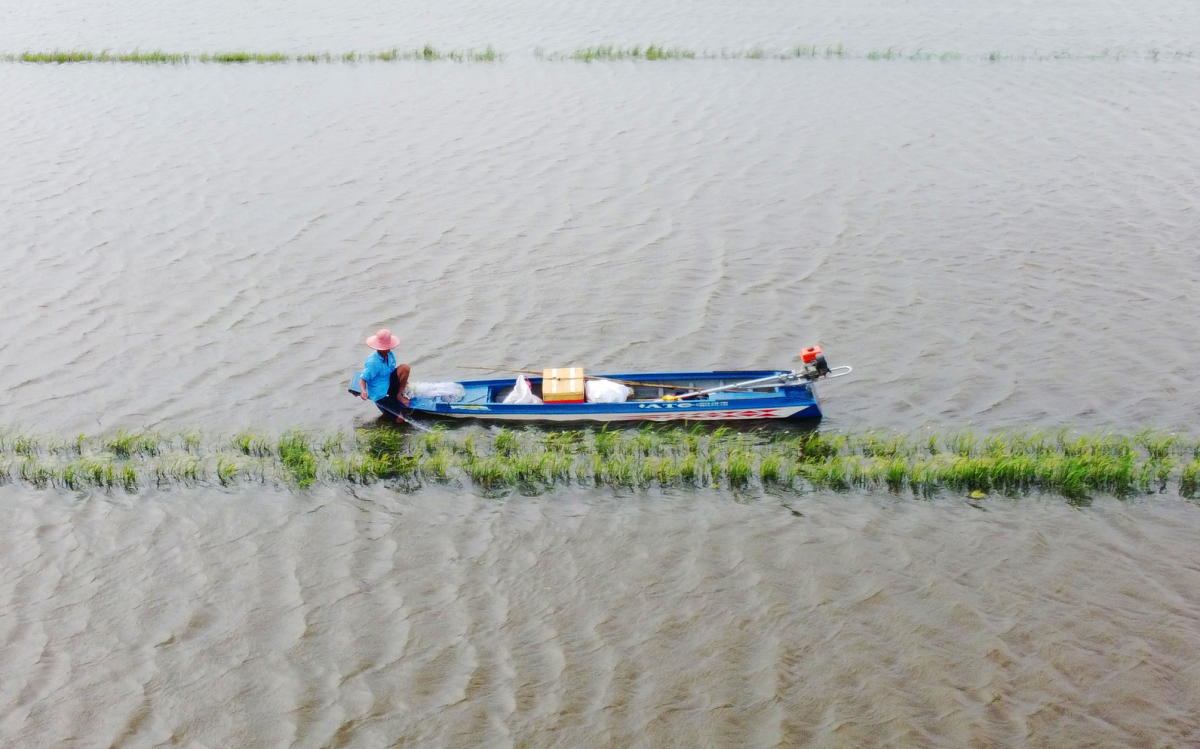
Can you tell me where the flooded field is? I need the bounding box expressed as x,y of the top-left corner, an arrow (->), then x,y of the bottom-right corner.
2,0 -> 1199,745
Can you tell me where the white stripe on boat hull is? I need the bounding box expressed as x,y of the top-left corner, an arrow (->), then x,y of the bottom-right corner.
436,406 -> 805,422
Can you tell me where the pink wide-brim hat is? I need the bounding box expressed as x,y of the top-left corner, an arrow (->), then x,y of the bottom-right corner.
366,328 -> 401,351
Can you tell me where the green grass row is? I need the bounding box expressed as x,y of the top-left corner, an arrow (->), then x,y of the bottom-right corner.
2,426 -> 1199,502
2,45 -> 499,65
4,46 -> 1194,65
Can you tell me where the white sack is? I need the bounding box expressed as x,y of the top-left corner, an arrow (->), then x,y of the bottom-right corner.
585,379 -> 632,404
408,381 -> 467,403
502,375 -> 543,405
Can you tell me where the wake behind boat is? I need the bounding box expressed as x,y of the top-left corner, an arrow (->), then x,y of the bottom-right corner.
350,346 -> 851,424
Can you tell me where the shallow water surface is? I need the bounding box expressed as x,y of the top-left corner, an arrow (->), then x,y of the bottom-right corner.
1,486 -> 1197,746
3,1 -> 1200,746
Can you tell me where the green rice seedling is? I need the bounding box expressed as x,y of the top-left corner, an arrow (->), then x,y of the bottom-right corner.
825,43 -> 845,58
857,432 -> 909,458
368,453 -> 419,481
988,50 -> 1003,61
422,44 -> 441,61
593,454 -> 635,487
949,456 -> 994,492
328,455 -> 362,482
1045,455 -> 1093,500
119,464 -> 138,492
940,51 -> 962,61
1137,459 -> 1174,493
573,45 -> 616,61
990,453 -> 1036,494
944,433 -> 976,457
180,430 -> 202,453
802,456 -> 851,491
507,453 -> 547,484
21,50 -> 95,63
1092,452 -> 1136,496
421,449 -> 452,481
703,453 -> 723,486
547,453 -> 573,482
797,432 -> 842,462
908,459 -> 938,496
361,427 -> 404,457
320,433 -> 344,456
983,434 -> 1008,457
468,45 -> 499,62
745,46 -> 766,59
634,426 -> 655,456
726,451 -> 753,488
209,51 -> 289,63
278,431 -> 316,487
59,461 -> 80,490
13,435 -> 38,456
376,48 -> 400,61
98,50 -> 187,63
21,460 -> 53,488
679,455 -> 699,485
156,457 -> 201,484
1181,457 -> 1200,498
792,45 -> 818,58
883,457 -> 908,492
456,435 -> 477,460
866,47 -> 900,60
542,430 -> 582,453
342,52 -> 357,62
217,457 -> 238,487
104,430 -> 160,458
494,428 -> 518,457
1137,432 -> 1178,461
417,427 -> 446,455
464,455 -> 512,488
760,454 -> 783,485
233,432 -> 273,457
710,426 -> 733,445
648,456 -> 680,486
81,458 -> 115,488
593,428 -> 617,457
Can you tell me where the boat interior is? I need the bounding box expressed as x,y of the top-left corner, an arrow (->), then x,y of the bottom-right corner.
473,377 -> 785,405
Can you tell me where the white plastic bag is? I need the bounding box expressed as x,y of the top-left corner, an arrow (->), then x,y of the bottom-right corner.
585,379 -> 631,404
502,375 -> 543,405
408,381 -> 467,403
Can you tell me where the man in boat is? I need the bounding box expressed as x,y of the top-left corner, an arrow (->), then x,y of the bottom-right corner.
359,328 -> 411,420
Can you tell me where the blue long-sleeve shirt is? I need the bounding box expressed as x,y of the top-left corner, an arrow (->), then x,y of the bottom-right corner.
361,350 -> 397,401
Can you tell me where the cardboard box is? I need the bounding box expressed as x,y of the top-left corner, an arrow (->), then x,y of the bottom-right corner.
543,367 -> 586,402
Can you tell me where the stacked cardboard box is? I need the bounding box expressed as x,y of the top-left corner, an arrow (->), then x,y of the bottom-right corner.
542,367 -> 586,403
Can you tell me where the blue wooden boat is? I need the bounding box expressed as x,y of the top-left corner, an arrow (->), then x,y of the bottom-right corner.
350,350 -> 851,424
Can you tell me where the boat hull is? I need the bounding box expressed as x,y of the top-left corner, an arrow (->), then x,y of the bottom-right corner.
362,370 -> 824,424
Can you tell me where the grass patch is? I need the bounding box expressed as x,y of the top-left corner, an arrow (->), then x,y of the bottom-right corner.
278,431 -> 316,487
2,427 -> 1199,500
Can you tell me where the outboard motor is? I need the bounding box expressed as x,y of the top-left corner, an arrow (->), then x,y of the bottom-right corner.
800,346 -> 832,380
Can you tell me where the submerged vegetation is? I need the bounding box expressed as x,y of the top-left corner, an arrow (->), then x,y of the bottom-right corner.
1,426 -> 1199,504
1,45 -> 501,65
3,46 -> 1194,66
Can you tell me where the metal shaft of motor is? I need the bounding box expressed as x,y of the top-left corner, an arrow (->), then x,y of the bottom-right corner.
676,371 -> 804,400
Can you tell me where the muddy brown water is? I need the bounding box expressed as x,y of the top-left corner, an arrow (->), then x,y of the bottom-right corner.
2,0 -> 1200,745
